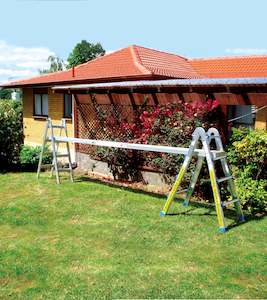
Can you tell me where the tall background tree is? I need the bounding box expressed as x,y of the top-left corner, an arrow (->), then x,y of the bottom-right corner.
0,88 -> 12,99
39,55 -> 65,74
67,40 -> 105,68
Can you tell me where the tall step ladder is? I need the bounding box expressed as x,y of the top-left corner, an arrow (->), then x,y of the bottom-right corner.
37,118 -> 74,184
160,127 -> 244,233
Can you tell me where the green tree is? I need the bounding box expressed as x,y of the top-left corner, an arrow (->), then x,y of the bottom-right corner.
39,55 -> 65,74
67,40 -> 105,68
0,88 -> 12,100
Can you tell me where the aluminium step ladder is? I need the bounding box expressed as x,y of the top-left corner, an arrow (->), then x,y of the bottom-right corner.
37,118 -> 74,184
160,127 -> 244,233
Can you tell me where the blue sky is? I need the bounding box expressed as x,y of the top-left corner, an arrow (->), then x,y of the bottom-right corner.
0,0 -> 266,83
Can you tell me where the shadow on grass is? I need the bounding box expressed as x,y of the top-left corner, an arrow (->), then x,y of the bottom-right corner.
76,175 -> 265,231
76,175 -> 165,200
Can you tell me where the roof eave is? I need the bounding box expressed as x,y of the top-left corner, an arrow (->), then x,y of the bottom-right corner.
0,74 -> 176,89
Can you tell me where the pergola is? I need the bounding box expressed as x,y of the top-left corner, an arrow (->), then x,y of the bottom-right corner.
53,77 -> 267,141
53,77 -> 267,106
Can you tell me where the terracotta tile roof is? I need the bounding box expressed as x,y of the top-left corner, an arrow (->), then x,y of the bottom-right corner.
190,55 -> 267,78
3,45 -> 267,88
4,45 -> 200,87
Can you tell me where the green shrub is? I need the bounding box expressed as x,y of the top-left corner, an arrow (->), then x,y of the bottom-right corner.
228,128 -> 267,179
0,100 -> 23,170
96,147 -> 142,181
227,128 -> 267,213
94,102 -> 220,181
235,172 -> 267,213
20,145 -> 52,171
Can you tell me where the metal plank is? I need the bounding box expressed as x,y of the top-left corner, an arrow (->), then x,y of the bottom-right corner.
51,136 -> 224,159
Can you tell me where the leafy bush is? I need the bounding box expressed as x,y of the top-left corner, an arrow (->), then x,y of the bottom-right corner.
228,128 -> 267,179
235,172 -> 267,213
96,147 -> 142,181
227,128 -> 267,213
0,100 -> 23,170
20,145 -> 52,171
95,100 -> 220,181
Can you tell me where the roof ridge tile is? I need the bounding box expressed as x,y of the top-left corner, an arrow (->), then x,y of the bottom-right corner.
130,45 -> 152,75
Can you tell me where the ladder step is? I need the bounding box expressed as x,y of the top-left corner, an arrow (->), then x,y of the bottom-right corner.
213,155 -> 227,161
55,140 -> 68,143
222,199 -> 239,207
57,168 -> 71,172
56,154 -> 69,158
217,176 -> 232,183
213,151 -> 226,161
41,164 -> 53,169
49,125 -> 65,129
176,189 -> 188,194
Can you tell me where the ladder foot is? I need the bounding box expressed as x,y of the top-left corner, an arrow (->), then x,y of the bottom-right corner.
160,211 -> 166,217
218,227 -> 227,233
183,201 -> 189,206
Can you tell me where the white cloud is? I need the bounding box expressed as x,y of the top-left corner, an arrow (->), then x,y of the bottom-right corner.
16,61 -> 50,69
225,48 -> 267,55
105,50 -> 115,55
0,69 -> 36,77
0,40 -> 55,83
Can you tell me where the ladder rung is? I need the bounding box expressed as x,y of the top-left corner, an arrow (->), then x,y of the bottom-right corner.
176,189 -> 188,194
55,140 -> 68,143
217,176 -> 232,183
57,168 -> 71,172
222,199 -> 239,207
49,125 -> 65,129
41,164 -> 53,169
56,154 -> 69,158
213,155 -> 227,161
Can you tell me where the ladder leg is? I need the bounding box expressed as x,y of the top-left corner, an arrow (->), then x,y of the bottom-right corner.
221,159 -> 244,222
50,121 -> 62,178
63,119 -> 74,183
160,159 -> 189,216
160,135 -> 199,216
50,123 -> 60,184
37,120 -> 49,179
208,128 -> 244,223
208,166 -> 226,232
183,156 -> 205,206
203,141 -> 226,232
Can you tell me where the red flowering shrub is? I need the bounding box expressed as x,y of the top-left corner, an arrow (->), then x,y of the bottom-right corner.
96,99 -> 220,181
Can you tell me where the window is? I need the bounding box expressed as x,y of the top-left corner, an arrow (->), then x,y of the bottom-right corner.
227,105 -> 255,128
34,94 -> 48,116
64,94 -> 72,118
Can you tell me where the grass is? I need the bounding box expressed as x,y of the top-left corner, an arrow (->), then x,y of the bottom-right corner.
0,172 -> 266,299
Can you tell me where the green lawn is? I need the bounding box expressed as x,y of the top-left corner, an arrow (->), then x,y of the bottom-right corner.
0,172 -> 266,299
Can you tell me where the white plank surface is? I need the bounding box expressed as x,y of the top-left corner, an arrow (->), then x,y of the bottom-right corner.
53,136 -> 225,159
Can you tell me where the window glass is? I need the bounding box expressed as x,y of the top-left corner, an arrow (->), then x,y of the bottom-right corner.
34,94 -> 42,115
228,105 -> 254,128
42,94 -> 48,116
34,94 -> 48,116
64,94 -> 72,118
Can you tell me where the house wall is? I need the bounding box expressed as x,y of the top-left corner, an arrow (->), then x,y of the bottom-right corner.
255,107 -> 267,130
22,87 -> 75,159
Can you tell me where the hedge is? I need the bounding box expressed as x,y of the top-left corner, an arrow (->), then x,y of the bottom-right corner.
0,100 -> 23,170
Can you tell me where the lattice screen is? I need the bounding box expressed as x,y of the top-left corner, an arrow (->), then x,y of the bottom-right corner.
75,102 -> 150,156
